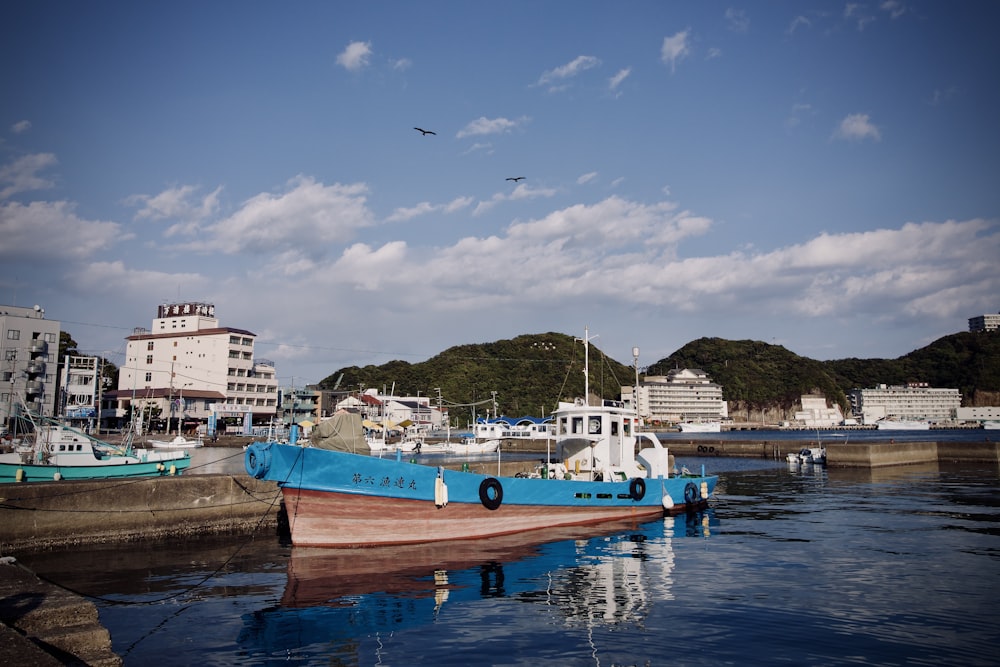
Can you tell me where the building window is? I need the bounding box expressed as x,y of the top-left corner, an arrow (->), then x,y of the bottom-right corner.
4,350 -> 15,361
146,355 -> 153,364
147,341 -> 154,351
44,333 -> 56,343
6,329 -> 19,340
145,372 -> 152,382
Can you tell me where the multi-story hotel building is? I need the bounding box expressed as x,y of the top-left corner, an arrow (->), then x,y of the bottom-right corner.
968,312 -> 1000,333
848,383 -> 961,423
1,304 -> 61,423
622,368 -> 728,424
111,302 -> 278,433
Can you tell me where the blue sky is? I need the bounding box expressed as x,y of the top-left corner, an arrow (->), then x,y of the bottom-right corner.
2,1 -> 998,387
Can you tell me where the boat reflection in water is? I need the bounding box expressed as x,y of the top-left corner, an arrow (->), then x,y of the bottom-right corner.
239,511 -> 717,661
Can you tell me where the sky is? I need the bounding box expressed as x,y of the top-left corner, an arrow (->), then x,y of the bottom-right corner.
2,1 -> 999,388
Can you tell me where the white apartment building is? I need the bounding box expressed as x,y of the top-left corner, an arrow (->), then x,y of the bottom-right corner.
848,383 -> 961,423
113,302 -> 278,432
1,304 -> 61,423
968,312 -> 1000,332
622,368 -> 728,424
61,355 -> 99,423
793,395 -> 845,428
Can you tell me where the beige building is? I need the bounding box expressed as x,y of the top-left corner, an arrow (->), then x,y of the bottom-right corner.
848,383 -> 961,423
112,302 -> 278,433
623,368 -> 728,423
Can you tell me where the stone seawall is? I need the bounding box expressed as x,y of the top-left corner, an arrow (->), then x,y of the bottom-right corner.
1,474 -> 281,553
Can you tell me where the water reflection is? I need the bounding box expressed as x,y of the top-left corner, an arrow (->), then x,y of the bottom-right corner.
238,512 -> 716,662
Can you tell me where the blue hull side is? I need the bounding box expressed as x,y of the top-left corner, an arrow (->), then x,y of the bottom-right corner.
246,442 -> 716,512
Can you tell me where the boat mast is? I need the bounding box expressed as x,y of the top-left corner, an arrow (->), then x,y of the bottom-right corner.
578,327 -> 598,405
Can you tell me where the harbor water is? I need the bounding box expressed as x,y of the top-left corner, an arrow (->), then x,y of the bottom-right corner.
12,431 -> 1000,666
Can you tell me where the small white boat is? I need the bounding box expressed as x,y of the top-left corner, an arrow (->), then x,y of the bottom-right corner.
983,421 -> 1000,430
149,435 -> 204,449
876,419 -> 930,431
678,421 -> 721,433
787,447 -> 826,465
446,437 -> 502,455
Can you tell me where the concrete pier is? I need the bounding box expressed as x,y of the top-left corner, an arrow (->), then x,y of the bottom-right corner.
0,558 -> 121,666
1,474 -> 281,553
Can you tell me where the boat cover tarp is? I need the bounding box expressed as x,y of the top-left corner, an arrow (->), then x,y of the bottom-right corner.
309,412 -> 370,454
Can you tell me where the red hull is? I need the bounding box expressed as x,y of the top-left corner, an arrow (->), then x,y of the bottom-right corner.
281,487 -> 668,547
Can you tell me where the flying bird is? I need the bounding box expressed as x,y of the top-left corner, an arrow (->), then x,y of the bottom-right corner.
414,127 -> 436,136
506,176 -> 525,182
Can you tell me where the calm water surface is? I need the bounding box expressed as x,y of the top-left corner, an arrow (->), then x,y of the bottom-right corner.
15,447 -> 1000,666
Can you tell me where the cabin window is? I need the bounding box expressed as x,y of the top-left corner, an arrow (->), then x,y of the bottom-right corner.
571,417 -> 583,434
611,421 -> 619,436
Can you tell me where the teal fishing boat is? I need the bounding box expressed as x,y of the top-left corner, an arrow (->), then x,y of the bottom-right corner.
0,403 -> 190,483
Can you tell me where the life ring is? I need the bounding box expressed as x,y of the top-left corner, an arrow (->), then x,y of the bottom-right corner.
479,477 -> 503,510
683,482 -> 699,505
629,477 -> 646,501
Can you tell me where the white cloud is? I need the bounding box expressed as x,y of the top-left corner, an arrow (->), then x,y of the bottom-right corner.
462,142 -> 494,155
456,116 -> 528,139
392,58 -> 412,71
11,120 -> 31,134
538,55 -> 601,89
661,30 -> 691,72
833,113 -> 882,142
787,15 -> 811,34
126,184 -> 222,228
577,172 -> 598,185
881,0 -> 906,19
0,153 -> 57,199
190,176 -> 375,261
336,41 -> 373,71
385,196 -> 472,222
844,3 -> 877,30
472,182 -> 557,216
0,200 -> 126,261
609,68 -> 631,93
725,8 -> 749,32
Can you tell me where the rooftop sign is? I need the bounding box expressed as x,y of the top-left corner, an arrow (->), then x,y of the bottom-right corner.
158,302 -> 215,319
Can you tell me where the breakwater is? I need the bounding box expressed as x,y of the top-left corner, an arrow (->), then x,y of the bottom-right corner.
0,474 -> 281,553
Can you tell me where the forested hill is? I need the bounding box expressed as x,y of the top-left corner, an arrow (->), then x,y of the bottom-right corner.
319,332 -> 632,424
319,331 -> 1000,422
650,331 -> 1000,411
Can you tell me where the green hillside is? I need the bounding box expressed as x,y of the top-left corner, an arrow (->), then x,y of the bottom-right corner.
319,332 -> 633,425
319,330 -> 1000,424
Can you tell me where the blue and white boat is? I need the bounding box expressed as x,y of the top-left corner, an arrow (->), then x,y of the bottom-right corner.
244,329 -> 717,548
0,404 -> 190,483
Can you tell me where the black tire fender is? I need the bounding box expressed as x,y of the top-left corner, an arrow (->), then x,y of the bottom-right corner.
479,477 -> 503,510
684,482 -> 699,505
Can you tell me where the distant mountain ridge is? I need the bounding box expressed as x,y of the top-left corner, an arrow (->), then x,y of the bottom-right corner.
319,331 -> 1000,424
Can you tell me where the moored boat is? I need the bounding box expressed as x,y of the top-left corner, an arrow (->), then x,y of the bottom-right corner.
149,434 -> 204,449
244,329 -> 717,548
875,418 -> 931,431
0,406 -> 190,483
678,420 -> 722,433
